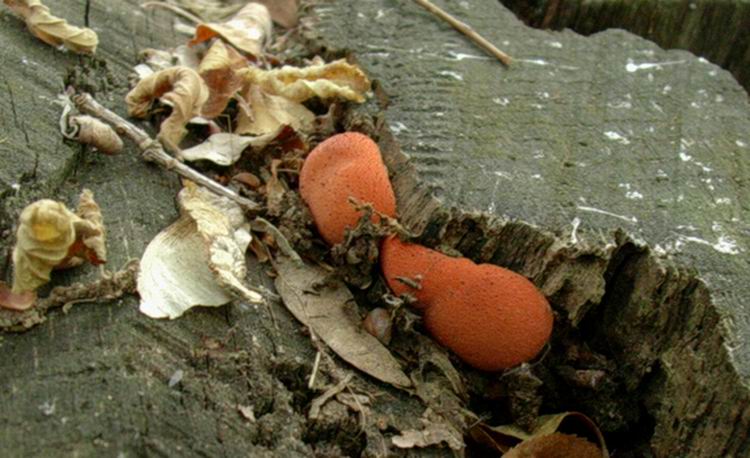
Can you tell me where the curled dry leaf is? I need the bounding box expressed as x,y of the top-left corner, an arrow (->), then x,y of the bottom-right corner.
503,432 -> 603,458
125,66 -> 209,149
3,0 -> 98,53
240,59 -> 371,103
470,411 -> 609,457
190,2 -> 272,57
199,41 -> 248,118
138,181 -> 262,319
6,190 -> 105,301
236,84 -> 314,136
179,130 -> 282,166
274,256 -> 411,388
67,115 -> 123,155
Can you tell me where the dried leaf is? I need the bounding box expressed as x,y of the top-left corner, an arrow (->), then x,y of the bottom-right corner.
236,84 -> 314,136
254,0 -> 298,28
3,0 -> 98,53
179,130 -> 281,165
190,2 -> 272,57
471,412 -> 609,457
9,192 -> 104,296
138,182 -> 262,319
392,409 -> 464,450
199,41 -> 248,118
55,189 -> 107,270
125,66 -> 209,149
503,432 -> 603,458
67,115 -> 123,155
239,59 -> 370,103
134,46 -> 201,80
274,256 -> 411,388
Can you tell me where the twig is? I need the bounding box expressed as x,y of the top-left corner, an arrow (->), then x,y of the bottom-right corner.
71,92 -> 261,213
412,0 -> 511,66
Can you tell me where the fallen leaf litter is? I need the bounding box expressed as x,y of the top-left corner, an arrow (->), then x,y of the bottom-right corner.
0,1 -> 613,455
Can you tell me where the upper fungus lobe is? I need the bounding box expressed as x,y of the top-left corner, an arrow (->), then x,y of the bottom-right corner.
381,236 -> 554,371
299,132 -> 396,245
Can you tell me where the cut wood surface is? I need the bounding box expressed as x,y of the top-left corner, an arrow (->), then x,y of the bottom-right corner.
309,0 -> 750,455
501,0 -> 750,93
1,0 -> 749,456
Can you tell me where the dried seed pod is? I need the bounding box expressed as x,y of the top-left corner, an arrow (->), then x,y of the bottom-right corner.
70,115 -> 123,154
363,307 -> 393,345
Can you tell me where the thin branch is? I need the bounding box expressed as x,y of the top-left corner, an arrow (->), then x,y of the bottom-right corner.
412,0 -> 511,66
71,92 -> 262,213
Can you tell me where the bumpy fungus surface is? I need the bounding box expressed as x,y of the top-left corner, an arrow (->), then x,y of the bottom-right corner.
381,236 -> 554,371
299,132 -> 396,245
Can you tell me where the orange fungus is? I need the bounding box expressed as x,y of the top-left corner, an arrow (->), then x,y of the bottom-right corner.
299,132 -> 396,245
380,236 -> 554,371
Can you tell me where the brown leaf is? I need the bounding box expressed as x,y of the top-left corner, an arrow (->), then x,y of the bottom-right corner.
236,84 -> 314,136
239,59 -> 371,103
471,412 -> 609,457
253,0 -> 298,28
503,432 -> 602,458
4,0 -> 98,53
274,256 -> 411,388
125,66 -> 209,149
198,41 -> 248,118
190,3 -> 272,57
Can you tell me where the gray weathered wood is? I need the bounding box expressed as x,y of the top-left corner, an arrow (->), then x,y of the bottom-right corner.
308,0 -> 750,455
502,0 -> 750,92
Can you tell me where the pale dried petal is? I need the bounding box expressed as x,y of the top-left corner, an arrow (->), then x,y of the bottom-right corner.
236,85 -> 314,135
240,59 -> 370,103
4,0 -> 98,53
125,66 -> 209,149
190,3 -> 271,57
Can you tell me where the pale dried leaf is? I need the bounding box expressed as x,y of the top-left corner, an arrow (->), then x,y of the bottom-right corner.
4,0 -> 98,53
240,59 -> 370,103
138,216 -> 235,319
236,85 -> 314,136
179,131 -> 280,166
274,256 -> 411,388
125,66 -> 209,149
11,200 -> 79,293
392,409 -> 464,450
199,41 -> 247,117
138,182 -> 261,319
190,2 -> 271,57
